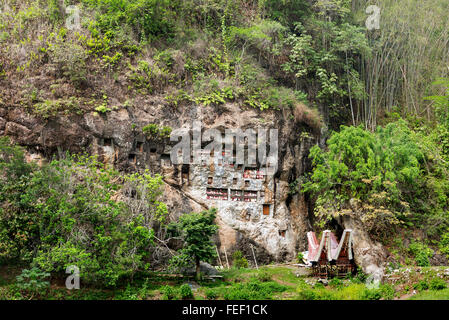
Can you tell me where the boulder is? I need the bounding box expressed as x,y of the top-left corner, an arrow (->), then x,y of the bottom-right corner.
181,262 -> 219,276
341,213 -> 388,282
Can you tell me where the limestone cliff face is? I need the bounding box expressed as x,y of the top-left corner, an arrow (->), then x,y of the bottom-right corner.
0,99 -> 319,263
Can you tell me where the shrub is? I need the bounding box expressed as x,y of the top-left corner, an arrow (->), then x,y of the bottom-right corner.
255,271 -> 272,282
95,105 -> 112,113
84,0 -> 175,41
413,280 -> 429,291
116,284 -> 139,300
429,277 -> 447,290
205,288 -> 218,300
33,98 -> 82,119
48,38 -> 88,88
162,285 -> 178,300
409,241 -> 433,267
179,284 -> 193,299
297,288 -> 318,300
232,251 -> 248,269
297,283 -> 370,300
16,267 -> 50,295
293,102 -> 322,130
362,288 -> 382,300
296,252 -> 304,264
142,124 -> 172,139
439,230 -> 449,259
329,277 -> 343,289
380,284 -> 396,300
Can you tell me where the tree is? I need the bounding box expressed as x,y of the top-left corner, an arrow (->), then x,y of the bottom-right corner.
302,120 -> 425,237
0,139 -> 168,286
175,209 -> 218,280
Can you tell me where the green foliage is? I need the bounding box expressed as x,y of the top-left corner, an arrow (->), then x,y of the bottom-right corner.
222,279 -> 286,300
194,86 -> 235,107
0,140 -> 167,286
254,270 -> 272,282
161,285 -> 178,300
33,98 -> 82,119
361,288 -> 382,300
46,35 -> 88,88
168,252 -> 192,274
297,283 -> 367,300
102,52 -> 123,68
169,209 -> 218,280
179,284 -> 193,299
297,280 -> 395,301
413,280 -> 429,291
296,252 -> 304,264
82,0 -> 175,41
425,78 -> 449,160
302,120 -> 442,237
205,288 -> 217,300
47,0 -> 63,24
410,288 -> 449,300
439,230 -> 449,259
408,241 -> 433,267
379,284 -> 396,300
95,105 -> 112,113
232,250 -> 248,269
328,277 -> 343,289
142,124 -> 172,139
15,267 -> 50,294
429,277 -> 447,291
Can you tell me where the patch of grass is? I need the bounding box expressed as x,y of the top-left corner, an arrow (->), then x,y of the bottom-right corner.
410,288 -> 449,300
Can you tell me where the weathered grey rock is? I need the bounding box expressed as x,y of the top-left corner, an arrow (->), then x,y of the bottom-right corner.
0,101 -> 319,264
340,212 -> 388,280
181,262 -> 219,276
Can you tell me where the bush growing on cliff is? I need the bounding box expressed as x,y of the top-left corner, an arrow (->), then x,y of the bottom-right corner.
142,124 -> 172,139
82,0 -> 175,41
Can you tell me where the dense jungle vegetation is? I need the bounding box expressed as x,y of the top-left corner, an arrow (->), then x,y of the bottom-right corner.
0,0 -> 449,299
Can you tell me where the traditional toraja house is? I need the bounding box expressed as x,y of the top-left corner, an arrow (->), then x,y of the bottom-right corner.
307,230 -> 356,278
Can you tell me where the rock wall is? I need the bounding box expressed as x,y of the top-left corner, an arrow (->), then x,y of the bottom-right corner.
0,100 -> 319,263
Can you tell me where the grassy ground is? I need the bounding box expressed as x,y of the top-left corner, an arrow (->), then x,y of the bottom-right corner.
410,289 -> 449,300
1,264 -> 449,300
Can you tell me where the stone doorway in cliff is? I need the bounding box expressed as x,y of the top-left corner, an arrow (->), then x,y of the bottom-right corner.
136,141 -> 144,153
128,153 -> 136,164
103,138 -> 113,147
181,164 -> 190,185
263,204 -> 270,216
161,154 -> 171,167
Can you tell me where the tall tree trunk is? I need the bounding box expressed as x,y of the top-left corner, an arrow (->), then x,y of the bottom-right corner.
195,256 -> 201,281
